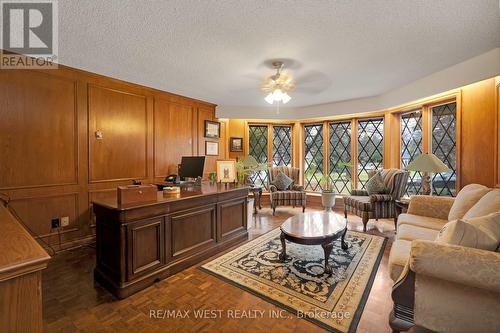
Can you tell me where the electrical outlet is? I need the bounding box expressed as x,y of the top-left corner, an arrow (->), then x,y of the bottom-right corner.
51,218 -> 60,229
61,216 -> 69,227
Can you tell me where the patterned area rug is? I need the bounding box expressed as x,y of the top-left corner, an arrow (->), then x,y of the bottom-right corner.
200,228 -> 386,333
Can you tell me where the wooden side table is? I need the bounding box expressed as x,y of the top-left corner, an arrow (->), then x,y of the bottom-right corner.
248,186 -> 263,214
394,199 -> 410,232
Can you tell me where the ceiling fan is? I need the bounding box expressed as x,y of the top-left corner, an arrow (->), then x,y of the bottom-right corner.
262,61 -> 294,106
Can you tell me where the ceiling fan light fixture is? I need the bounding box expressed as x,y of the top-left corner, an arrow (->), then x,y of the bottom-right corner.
265,93 -> 274,104
272,88 -> 283,101
262,61 -> 294,107
282,92 -> 291,104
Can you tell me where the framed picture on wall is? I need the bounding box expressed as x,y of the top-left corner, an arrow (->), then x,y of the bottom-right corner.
229,137 -> 243,152
205,141 -> 219,156
204,120 -> 221,138
216,160 -> 236,182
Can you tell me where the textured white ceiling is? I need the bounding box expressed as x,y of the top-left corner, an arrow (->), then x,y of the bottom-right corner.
59,0 -> 500,109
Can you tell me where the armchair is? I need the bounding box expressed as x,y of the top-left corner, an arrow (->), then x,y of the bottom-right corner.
344,168 -> 409,231
390,240 -> 500,333
268,166 -> 306,215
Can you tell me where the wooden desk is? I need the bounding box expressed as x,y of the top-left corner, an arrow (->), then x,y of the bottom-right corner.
0,205 -> 50,333
93,182 -> 249,299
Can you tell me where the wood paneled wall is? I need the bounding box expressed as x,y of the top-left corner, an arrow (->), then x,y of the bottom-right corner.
496,77 -> 500,188
0,64 -> 222,251
460,79 -> 497,188
228,119 -> 246,161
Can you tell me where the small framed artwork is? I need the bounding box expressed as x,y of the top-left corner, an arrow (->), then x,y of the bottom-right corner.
216,160 -> 236,182
204,120 -> 221,138
205,141 -> 219,156
229,137 -> 243,152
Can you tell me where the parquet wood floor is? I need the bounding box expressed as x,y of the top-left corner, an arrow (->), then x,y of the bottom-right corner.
43,207 -> 400,332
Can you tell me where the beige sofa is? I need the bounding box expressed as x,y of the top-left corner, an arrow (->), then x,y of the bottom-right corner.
388,184 -> 500,333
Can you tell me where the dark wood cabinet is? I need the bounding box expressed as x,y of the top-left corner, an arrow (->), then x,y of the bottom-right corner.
93,183 -> 248,298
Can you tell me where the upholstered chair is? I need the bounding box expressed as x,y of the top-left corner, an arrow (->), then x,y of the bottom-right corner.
268,166 -> 306,215
343,168 -> 409,231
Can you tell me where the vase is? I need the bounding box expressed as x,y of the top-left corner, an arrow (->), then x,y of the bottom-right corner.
321,191 -> 336,211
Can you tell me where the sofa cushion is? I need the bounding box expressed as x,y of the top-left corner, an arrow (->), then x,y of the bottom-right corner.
365,172 -> 386,195
272,172 -> 293,191
388,239 -> 412,281
397,224 -> 439,242
344,196 -> 372,211
466,212 -> 500,242
435,219 -> 497,251
463,189 -> 500,219
270,190 -> 306,202
397,213 -> 448,231
448,184 -> 490,221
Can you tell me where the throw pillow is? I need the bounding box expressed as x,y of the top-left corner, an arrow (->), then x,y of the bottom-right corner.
272,172 -> 293,191
448,184 -> 491,221
365,172 -> 386,195
463,189 -> 500,219
465,212 -> 500,243
435,219 -> 497,251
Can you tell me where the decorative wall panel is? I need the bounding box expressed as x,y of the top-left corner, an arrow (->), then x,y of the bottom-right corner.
88,86 -> 148,182
0,71 -> 77,189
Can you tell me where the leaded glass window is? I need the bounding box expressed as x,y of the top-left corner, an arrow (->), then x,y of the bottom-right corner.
401,111 -> 423,195
357,118 -> 384,189
432,102 -> 457,196
272,125 -> 292,167
304,124 -> 324,191
248,125 -> 268,187
328,122 -> 352,194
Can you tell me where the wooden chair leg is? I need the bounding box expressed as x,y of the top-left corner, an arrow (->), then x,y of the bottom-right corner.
362,213 -> 369,232
273,207 -> 276,216
302,205 -> 305,213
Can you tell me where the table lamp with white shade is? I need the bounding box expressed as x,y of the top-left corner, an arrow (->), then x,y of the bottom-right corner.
406,153 -> 450,195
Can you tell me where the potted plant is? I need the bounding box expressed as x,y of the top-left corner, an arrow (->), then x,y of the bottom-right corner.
320,175 -> 336,211
207,172 -> 217,184
235,155 -> 268,185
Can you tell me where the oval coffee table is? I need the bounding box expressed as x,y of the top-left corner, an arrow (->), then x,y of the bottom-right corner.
279,211 -> 348,275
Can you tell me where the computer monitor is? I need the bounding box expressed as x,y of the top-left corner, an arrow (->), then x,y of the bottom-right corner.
179,156 -> 205,180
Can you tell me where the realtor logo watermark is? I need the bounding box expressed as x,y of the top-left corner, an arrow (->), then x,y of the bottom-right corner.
1,0 -> 58,68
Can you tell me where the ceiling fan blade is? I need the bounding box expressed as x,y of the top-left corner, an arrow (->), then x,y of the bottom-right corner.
241,73 -> 263,81
294,86 -> 328,94
295,70 -> 330,85
294,70 -> 332,94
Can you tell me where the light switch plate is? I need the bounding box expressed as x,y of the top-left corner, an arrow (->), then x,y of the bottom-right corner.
61,216 -> 70,227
